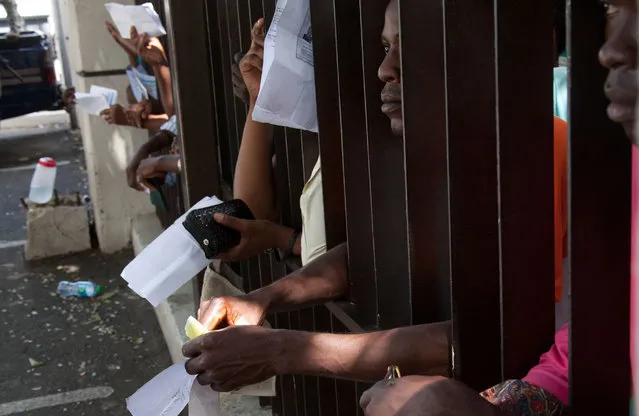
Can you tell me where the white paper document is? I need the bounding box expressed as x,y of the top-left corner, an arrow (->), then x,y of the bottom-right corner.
126,362 -> 220,416
75,93 -> 110,116
121,196 -> 223,307
75,86 -> 118,116
105,2 -> 166,39
89,85 -> 118,106
252,0 -> 318,132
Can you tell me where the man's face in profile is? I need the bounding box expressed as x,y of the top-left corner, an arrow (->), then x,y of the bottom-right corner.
379,0 -> 403,137
599,0 -> 638,144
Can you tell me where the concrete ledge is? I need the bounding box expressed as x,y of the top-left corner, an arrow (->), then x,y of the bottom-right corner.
25,199 -> 92,260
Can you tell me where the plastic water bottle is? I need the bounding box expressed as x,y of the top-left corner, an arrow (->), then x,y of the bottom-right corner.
56,281 -> 103,298
29,157 -> 57,204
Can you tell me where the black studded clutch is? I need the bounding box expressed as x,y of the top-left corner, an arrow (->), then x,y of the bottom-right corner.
181,199 -> 255,259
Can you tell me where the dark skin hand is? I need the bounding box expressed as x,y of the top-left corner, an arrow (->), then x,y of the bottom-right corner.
125,99 -> 152,128
212,213 -> 300,262
126,130 -> 175,191
232,52 -> 250,106
240,19 -> 265,105
136,154 -> 180,190
361,377 -> 513,416
62,87 -> 76,109
100,104 -> 129,125
184,326 -> 286,392
132,28 -> 168,66
198,293 -> 268,331
105,22 -> 138,66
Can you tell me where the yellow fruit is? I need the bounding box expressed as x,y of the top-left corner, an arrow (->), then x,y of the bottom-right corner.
185,316 -> 209,340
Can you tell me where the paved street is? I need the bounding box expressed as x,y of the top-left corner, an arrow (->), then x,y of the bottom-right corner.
0,128 -> 172,415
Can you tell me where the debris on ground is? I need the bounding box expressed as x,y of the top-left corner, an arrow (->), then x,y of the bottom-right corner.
28,358 -> 44,368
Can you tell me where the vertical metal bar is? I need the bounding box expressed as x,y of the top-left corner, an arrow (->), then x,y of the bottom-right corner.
360,0 -> 411,330
163,0 -> 221,205
569,1 -> 631,413
398,0 -> 451,331
495,0 -> 556,380
301,131 -> 320,181
284,129 -> 305,229
271,262 -> 300,416
163,0 -> 221,311
216,0 -> 242,177
204,0 -> 234,187
309,0 -> 347,249
226,0 -> 248,150
333,0 -> 378,328
443,0 -> 502,389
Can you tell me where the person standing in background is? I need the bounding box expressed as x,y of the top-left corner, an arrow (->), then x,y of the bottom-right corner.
0,0 -> 23,39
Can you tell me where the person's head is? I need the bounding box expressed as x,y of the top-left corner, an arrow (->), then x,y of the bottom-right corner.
599,0 -> 638,144
378,0 -> 402,137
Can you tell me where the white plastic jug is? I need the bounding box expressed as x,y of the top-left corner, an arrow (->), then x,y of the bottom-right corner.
28,157 -> 57,204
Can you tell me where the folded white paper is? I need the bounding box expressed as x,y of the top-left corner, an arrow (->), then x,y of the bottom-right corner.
126,362 -> 220,416
121,196 -> 223,307
105,2 -> 166,39
252,0 -> 318,132
75,93 -> 110,116
89,85 -> 118,106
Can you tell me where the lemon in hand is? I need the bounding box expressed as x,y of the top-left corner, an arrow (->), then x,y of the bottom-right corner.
185,316 -> 208,340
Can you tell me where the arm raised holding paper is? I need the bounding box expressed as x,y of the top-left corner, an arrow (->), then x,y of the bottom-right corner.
133,29 -> 174,118
212,18 -> 304,262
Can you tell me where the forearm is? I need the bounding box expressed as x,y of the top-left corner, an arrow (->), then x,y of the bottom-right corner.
127,53 -> 138,68
139,131 -> 175,156
275,321 -> 451,382
143,116 -> 170,133
234,106 -> 276,221
249,243 -> 348,312
152,65 -> 174,117
156,154 -> 181,173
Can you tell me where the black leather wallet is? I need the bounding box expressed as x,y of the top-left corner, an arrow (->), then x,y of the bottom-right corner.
181,199 -> 255,259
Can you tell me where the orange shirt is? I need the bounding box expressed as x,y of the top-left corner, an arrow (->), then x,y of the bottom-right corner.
554,116 -> 568,303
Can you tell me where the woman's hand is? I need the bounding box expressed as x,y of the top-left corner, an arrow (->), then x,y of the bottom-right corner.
240,18 -> 266,105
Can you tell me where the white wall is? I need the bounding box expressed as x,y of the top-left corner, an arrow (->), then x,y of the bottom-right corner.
62,0 -> 156,253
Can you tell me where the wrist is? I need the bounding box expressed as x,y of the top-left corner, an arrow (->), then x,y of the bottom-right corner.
245,288 -> 274,316
270,224 -> 295,252
157,154 -> 180,173
272,329 -> 311,375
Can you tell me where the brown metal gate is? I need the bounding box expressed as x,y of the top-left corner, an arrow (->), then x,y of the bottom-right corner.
158,0 -> 632,413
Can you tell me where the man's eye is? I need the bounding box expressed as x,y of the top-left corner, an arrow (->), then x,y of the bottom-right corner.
383,45 -> 390,54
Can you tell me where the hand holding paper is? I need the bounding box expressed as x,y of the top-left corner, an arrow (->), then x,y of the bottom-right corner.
105,2 -> 166,39
75,85 -> 119,116
252,0 -> 319,132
